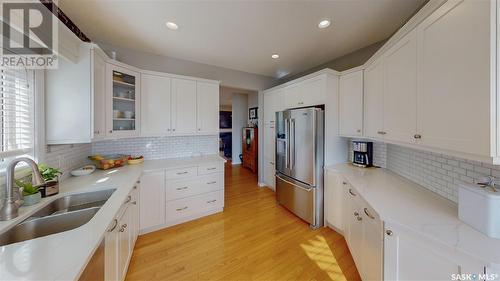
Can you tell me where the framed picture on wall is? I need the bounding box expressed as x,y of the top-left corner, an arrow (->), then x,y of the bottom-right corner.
249,107 -> 258,120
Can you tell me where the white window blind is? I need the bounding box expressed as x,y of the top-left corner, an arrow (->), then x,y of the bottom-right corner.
0,68 -> 34,161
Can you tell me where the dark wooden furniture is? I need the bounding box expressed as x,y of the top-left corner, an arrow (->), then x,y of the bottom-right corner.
242,127 -> 258,173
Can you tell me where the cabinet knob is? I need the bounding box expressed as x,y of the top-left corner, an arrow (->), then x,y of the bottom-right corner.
173,129 -> 176,131
348,188 -> 357,196
356,129 -> 361,133
414,134 -> 422,139
109,130 -> 113,133
386,230 -> 393,236
198,128 -> 201,131
354,211 -> 359,217
342,181 -> 347,185
108,219 -> 118,232
167,129 -> 171,131
356,216 -> 362,221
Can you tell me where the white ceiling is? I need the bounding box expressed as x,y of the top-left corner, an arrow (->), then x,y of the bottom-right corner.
59,0 -> 426,78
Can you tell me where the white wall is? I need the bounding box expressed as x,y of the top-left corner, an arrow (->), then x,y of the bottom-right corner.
98,42 -> 276,91
247,92 -> 258,124
231,94 -> 248,164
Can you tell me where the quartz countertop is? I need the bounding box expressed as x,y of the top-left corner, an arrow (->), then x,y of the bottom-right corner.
326,163 -> 500,267
0,155 -> 226,281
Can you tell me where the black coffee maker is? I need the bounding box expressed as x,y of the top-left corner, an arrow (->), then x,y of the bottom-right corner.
352,141 -> 373,168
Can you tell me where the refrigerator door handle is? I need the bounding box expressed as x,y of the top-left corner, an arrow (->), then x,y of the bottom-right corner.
285,118 -> 289,169
290,118 -> 295,170
276,174 -> 312,192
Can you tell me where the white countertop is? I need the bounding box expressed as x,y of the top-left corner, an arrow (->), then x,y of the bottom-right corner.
0,155 -> 225,281
326,163 -> 500,267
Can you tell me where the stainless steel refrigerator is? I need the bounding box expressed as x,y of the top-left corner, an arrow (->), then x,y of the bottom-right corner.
275,107 -> 324,229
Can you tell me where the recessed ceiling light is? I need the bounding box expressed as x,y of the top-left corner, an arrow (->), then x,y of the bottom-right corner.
271,54 -> 280,59
318,19 -> 331,29
166,21 -> 179,30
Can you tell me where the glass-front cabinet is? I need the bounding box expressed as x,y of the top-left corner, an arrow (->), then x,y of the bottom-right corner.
106,63 -> 140,138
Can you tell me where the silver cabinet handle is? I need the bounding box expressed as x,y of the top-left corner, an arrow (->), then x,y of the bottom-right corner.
342,181 -> 347,185
207,181 -> 217,185
176,171 -> 188,175
137,180 -> 141,184
119,223 -> 127,232
108,219 -> 118,232
386,230 -> 393,236
109,130 -> 113,133
207,167 -> 217,170
356,129 -> 361,133
176,186 -> 188,190
348,188 -> 357,196
131,201 -> 137,205
377,131 -> 386,135
176,206 -> 188,211
364,208 -> 375,219
207,199 -> 217,203
414,134 -> 422,139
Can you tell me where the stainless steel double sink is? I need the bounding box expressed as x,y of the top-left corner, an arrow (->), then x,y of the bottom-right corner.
0,189 -> 116,246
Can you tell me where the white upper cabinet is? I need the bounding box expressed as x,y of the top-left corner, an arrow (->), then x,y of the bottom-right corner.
283,83 -> 302,108
359,0 -> 500,163
339,70 -> 363,137
171,78 -> 197,135
283,75 -> 327,109
416,0 -> 491,157
364,59 -> 385,140
46,44 -> 107,144
141,74 -> 172,136
383,29 -> 417,143
196,81 -> 219,135
264,89 -> 283,124
106,63 -> 141,138
301,75 -> 327,107
92,48 -> 107,141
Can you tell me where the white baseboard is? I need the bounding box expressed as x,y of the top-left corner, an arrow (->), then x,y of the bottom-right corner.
139,207 -> 224,235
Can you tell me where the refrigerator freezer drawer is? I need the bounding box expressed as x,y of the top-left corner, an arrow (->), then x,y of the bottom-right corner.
276,174 -> 315,225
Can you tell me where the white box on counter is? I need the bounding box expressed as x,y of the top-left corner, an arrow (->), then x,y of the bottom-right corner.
459,183 -> 500,239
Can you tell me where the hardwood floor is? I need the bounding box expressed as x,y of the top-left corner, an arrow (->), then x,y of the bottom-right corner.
126,163 -> 361,281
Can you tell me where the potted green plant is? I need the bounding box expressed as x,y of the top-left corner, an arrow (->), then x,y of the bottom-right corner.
15,180 -> 41,206
38,164 -> 62,197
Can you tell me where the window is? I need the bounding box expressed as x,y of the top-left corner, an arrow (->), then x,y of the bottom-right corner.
0,68 -> 35,164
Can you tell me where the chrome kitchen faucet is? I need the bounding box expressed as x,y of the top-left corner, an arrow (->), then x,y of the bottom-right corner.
0,158 -> 45,221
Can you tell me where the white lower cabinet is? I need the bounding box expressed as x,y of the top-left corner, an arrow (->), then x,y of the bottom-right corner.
324,169 -> 344,232
344,185 -> 383,281
384,222 -> 484,281
331,177 -> 491,281
139,161 -> 225,234
264,159 -> 275,190
105,187 -> 139,281
139,170 -> 166,231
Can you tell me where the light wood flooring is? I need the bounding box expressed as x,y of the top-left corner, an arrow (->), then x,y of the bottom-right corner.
125,163 -> 361,281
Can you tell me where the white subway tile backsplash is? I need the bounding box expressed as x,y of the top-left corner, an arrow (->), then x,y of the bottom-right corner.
43,143 -> 92,180
92,135 -> 219,160
383,144 -> 500,203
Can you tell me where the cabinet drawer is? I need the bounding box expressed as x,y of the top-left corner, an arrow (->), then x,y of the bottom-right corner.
166,190 -> 224,222
165,166 -> 197,180
166,173 -> 223,201
198,162 -> 224,175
